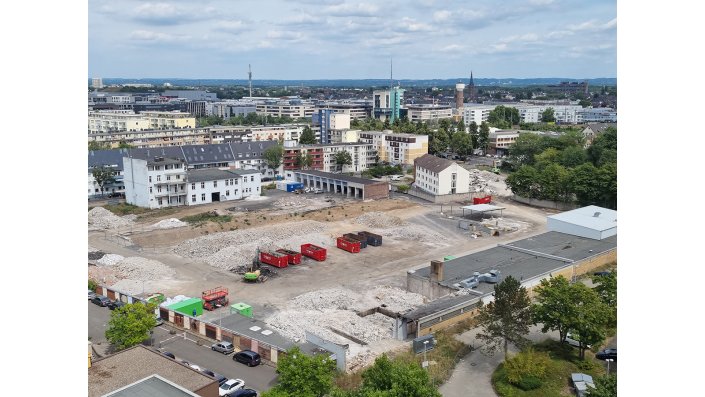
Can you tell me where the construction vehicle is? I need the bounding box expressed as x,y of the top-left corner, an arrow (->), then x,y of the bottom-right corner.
202,287 -> 229,311
491,159 -> 501,174
244,249 -> 269,283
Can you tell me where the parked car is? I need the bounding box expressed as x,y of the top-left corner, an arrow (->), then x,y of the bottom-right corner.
91,295 -> 111,307
233,350 -> 261,367
593,271 -> 611,277
107,300 -> 126,310
313,188 -> 324,194
228,389 -> 258,397
219,379 -> 245,396
201,369 -> 216,378
88,290 -> 96,300
212,341 -> 235,355
211,372 -> 228,386
154,316 -> 164,326
564,333 -> 592,349
389,175 -> 403,181
595,348 -> 617,361
189,364 -> 202,371
162,352 -> 176,359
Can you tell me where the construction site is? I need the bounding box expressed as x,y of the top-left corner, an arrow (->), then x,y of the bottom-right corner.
88,178 -> 560,371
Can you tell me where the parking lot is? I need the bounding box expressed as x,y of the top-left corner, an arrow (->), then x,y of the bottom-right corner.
88,300 -> 279,393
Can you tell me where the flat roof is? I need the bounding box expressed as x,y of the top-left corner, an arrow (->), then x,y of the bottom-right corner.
548,205 -> 617,232
88,345 -> 216,397
186,168 -> 248,183
293,170 -> 383,185
460,204 -> 505,212
410,231 -> 617,291
403,295 -> 480,321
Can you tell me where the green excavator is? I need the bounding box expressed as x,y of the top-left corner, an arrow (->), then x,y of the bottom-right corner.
244,248 -> 267,283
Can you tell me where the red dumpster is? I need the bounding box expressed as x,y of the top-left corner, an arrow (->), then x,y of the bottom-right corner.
343,233 -> 367,249
260,250 -> 289,268
473,195 -> 492,204
336,237 -> 361,253
275,248 -> 302,265
301,243 -> 327,261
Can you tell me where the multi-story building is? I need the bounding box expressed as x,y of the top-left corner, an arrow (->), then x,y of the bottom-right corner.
185,168 -> 261,206
413,154 -> 471,195
255,98 -> 315,119
209,124 -> 304,143
140,111 -> 196,130
373,87 -> 404,122
283,146 -> 324,171
88,148 -> 129,198
211,101 -> 257,120
358,131 -> 429,166
88,127 -> 213,148
312,109 -> 351,144
162,90 -> 218,101
406,104 -> 453,122
463,105 -> 495,127
88,110 -> 196,134
314,101 -> 372,120
91,77 -> 104,89
579,107 -> 617,123
282,142 -> 374,173
488,130 -> 521,156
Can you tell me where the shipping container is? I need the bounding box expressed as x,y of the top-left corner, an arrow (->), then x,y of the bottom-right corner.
473,196 -> 492,204
343,233 -> 368,249
286,182 -> 304,192
168,298 -> 204,317
260,251 -> 289,268
336,237 -> 361,253
357,231 -> 383,246
275,248 -> 302,265
301,243 -> 327,261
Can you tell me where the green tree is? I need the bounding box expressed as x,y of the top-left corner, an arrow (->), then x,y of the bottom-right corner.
505,165 -> 540,198
478,122 -> 490,154
450,131 -> 472,157
295,152 -> 313,169
587,374 -> 617,397
569,283 -> 611,359
560,146 -> 588,168
488,106 -> 520,128
541,108 -> 556,122
555,131 -> 586,150
476,276 -> 533,358
532,276 -> 575,343
263,144 -> 284,174
579,99 -> 592,108
538,163 -> 571,202
88,141 -> 111,151
568,163 -> 601,206
592,269 -> 617,327
587,127 -> 617,166
428,128 -> 449,155
117,140 -> 135,149
105,303 -> 157,351
457,120 -> 466,133
508,133 -> 551,166
263,346 -> 336,397
503,348 -> 550,385
360,354 -> 441,397
534,147 -> 562,168
91,165 -> 117,197
334,150 -> 353,172
597,162 -> 617,209
468,121 -> 478,135
299,126 -> 317,144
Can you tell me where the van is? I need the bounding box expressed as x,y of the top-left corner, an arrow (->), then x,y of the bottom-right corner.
233,350 -> 261,367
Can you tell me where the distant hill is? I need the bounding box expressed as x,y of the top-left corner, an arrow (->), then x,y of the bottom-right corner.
96,77 -> 616,88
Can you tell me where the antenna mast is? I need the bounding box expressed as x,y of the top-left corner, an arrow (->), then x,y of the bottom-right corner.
248,64 -> 252,98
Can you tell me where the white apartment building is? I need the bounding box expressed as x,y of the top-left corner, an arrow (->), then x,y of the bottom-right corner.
314,102 -> 371,120
319,143 -> 375,173
91,78 -> 104,89
88,110 -> 196,134
414,154 -> 471,195
88,127 -> 213,148
209,124 -> 304,143
406,104 -> 453,121
357,131 -> 429,166
140,111 -> 196,130
123,156 -> 261,209
579,107 -> 617,123
463,105 -> 495,128
255,100 -> 315,119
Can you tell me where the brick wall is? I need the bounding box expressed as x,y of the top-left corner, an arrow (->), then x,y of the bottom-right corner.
364,182 -> 389,200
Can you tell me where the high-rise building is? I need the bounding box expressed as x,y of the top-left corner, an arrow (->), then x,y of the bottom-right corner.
91,77 -> 104,89
372,87 -> 405,122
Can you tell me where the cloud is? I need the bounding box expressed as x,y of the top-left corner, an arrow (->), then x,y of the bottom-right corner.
279,13 -> 319,27
129,30 -> 190,43
499,33 -> 540,43
214,20 -> 248,34
395,17 -> 432,32
266,30 -> 306,43
438,44 -> 464,52
571,18 -> 617,32
529,0 -> 555,5
323,2 -> 380,17
130,2 -> 213,25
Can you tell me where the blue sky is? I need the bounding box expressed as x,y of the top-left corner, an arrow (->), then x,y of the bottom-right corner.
88,0 -> 616,79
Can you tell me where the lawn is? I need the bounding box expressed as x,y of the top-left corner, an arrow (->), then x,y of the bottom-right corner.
180,212 -> 232,226
492,340 -> 606,397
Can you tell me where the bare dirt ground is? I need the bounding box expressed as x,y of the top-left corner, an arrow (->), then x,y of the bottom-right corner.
88,191 -> 554,370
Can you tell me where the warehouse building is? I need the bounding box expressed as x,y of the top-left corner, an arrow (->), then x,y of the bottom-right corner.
286,170 -> 389,200
547,205 -> 617,240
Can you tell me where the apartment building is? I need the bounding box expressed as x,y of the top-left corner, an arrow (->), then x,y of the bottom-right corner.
88,149 -> 129,198
488,130 -> 521,156
283,146 -> 324,171
406,104 -> 453,121
88,110 -> 196,134
141,111 -> 196,130
312,109 -> 351,144
88,127 -> 213,148
358,131 -> 429,166
314,102 -> 372,120
462,105 -> 495,127
209,124 -> 304,143
373,88 -> 404,122
186,168 -> 261,206
413,154 -> 471,195
211,101 -> 257,120
255,99 -> 315,119
282,142 -> 374,173
579,107 -> 617,123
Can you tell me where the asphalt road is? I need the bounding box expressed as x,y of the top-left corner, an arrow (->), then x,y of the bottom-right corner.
88,300 -> 279,393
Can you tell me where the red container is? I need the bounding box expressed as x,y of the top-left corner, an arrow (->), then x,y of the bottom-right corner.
275,248 -> 302,265
300,243 -> 327,261
260,251 -> 289,268
473,195 -> 492,204
336,237 -> 361,253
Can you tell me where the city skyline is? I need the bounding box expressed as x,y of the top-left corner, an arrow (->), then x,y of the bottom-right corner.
89,0 -> 616,79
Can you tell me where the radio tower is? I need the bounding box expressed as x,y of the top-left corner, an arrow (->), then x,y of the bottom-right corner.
248,64 -> 252,98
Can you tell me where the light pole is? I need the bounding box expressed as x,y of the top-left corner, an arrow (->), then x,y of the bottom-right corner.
606,358 -> 613,374
423,340 -> 429,370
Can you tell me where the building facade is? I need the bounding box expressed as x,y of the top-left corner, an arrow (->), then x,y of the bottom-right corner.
88,110 -> 196,134
209,124 -> 304,143
413,154 -> 471,195
255,99 -> 315,119
373,87 -> 405,122
88,127 -> 213,148
358,131 -> 429,166
406,104 -> 453,121
314,102 -> 372,120
312,109 -> 351,144
462,105 -> 495,128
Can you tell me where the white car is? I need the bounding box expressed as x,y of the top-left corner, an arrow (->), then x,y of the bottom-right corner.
219,379 -> 245,396
389,175 -> 403,181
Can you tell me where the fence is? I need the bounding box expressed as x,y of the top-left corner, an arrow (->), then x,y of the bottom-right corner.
511,195 -> 578,211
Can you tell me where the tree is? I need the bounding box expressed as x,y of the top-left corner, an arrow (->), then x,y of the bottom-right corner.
263,144 -> 284,174
569,283 -> 611,359
478,122 -> 490,154
505,165 -> 540,198
105,303 -> 157,351
91,165 -> 117,197
488,105 -> 520,128
538,163 -> 571,202
468,121 -> 478,135
299,126 -> 317,144
587,374 -> 617,397
450,131 -> 472,157
428,128 -> 449,155
532,276 -> 575,343
587,127 -> 617,166
597,162 -> 617,209
503,348 -> 550,387
360,354 -> 441,397
560,146 -> 588,168
592,269 -> 617,327
334,150 -> 353,172
117,140 -> 135,149
263,346 -> 336,397
568,163 -> 601,206
475,276 -> 533,359
88,141 -> 111,151
295,152 -> 313,169
541,108 -> 556,122
456,120 -> 465,133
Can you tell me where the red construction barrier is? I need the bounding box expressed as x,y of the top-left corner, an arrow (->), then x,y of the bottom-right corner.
473,196 -> 492,204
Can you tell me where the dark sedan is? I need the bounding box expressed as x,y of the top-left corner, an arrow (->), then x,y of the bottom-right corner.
91,296 -> 111,307
107,300 -> 126,310
595,348 -> 617,361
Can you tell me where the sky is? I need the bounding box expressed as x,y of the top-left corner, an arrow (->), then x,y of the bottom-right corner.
89,0 -> 616,80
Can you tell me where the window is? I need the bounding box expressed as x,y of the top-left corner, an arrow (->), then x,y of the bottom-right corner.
156,175 -> 161,182
191,183 -> 195,190
201,182 -> 205,189
191,194 -> 196,202
225,180 -> 229,186
201,193 -> 206,201
213,181 -> 218,187
149,187 -> 153,194
226,190 -> 230,196
157,186 -> 162,193
257,187 -> 260,191
230,179 -> 234,185
149,176 -> 152,183
234,179 -> 238,185
250,176 -> 254,182
158,198 -> 163,205
166,175 -> 171,181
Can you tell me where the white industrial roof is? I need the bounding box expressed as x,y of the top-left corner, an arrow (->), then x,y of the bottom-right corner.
460,204 -> 505,212
548,205 -> 617,231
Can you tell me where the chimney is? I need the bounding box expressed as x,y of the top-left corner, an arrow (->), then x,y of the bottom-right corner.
430,260 -> 444,282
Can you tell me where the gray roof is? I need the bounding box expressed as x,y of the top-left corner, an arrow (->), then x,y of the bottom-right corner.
403,295 -> 480,321
583,123 -> 616,134
293,170 -> 382,185
147,157 -> 185,166
104,375 -> 201,397
547,205 -> 617,232
88,149 -> 131,171
186,168 -> 246,183
414,154 -> 455,173
181,143 -> 234,165
129,147 -> 185,161
88,345 -> 216,397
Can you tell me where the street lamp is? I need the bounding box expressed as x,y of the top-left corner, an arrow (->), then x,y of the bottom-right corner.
423,340 -> 429,370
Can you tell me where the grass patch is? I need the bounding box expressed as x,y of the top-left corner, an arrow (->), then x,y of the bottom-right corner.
492,340 -> 606,397
181,212 -> 232,226
103,203 -> 151,216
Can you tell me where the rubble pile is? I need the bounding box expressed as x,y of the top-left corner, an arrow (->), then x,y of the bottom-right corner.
274,196 -> 311,208
383,225 -> 448,244
88,251 -> 106,261
96,254 -> 125,266
88,207 -> 135,230
355,212 -> 408,228
113,257 -> 175,280
364,286 -> 428,313
151,218 -> 188,229
481,217 -> 531,232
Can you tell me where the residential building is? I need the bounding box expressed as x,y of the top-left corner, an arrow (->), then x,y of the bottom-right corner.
462,105 -> 495,127
413,154 -> 471,195
406,104 -> 453,121
141,111 -> 196,130
185,168 -> 261,206
255,98 -> 315,119
546,81 -> 589,96
579,107 -> 617,123
373,87 -> 405,122
488,130 -> 521,156
314,101 -> 372,120
312,109 -> 351,144
282,142 -> 374,172
162,90 -> 218,101
283,146 -> 324,171
211,101 -> 257,120
582,123 -> 616,147
88,148 -> 130,197
91,77 -> 104,89
88,127 -> 213,148
358,131 -> 429,166
88,110 -> 196,134
123,156 -> 188,209
209,124 -> 304,143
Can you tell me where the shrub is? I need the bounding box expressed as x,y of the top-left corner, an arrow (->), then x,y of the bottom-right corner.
396,184 -> 410,193
576,359 -> 596,371
517,375 -> 542,391
504,348 -> 550,384
88,279 -> 97,291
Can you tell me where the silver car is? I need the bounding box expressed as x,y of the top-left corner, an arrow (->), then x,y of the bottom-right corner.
211,341 -> 234,354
